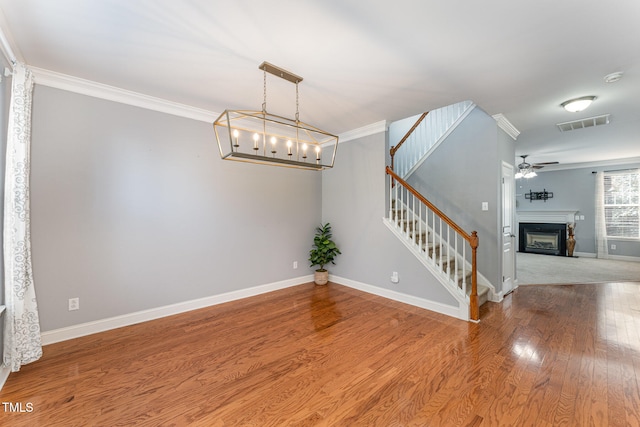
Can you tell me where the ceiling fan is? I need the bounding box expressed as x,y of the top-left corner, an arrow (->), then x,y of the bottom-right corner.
515,155 -> 559,179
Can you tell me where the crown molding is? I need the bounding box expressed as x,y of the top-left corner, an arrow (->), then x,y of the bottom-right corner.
29,65 -> 389,137
0,8 -> 21,65
536,156 -> 640,172
30,67 -> 217,123
492,113 -> 520,140
338,120 -> 388,143
28,66 -> 388,136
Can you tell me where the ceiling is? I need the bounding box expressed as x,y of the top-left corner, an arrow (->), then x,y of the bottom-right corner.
1,0 -> 639,169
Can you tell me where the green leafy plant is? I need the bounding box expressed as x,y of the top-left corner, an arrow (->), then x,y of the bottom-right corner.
309,223 -> 341,272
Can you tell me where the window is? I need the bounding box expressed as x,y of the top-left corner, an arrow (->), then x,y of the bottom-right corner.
603,170 -> 640,239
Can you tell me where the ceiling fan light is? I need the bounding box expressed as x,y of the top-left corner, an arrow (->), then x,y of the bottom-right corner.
561,96 -> 596,113
524,170 -> 537,178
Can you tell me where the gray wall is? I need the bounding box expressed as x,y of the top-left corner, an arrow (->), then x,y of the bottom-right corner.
30,86 -> 322,331
322,131 -> 458,306
517,163 -> 640,257
404,107 -> 503,291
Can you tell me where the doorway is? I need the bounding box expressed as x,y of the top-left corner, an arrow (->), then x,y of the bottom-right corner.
501,162 -> 515,296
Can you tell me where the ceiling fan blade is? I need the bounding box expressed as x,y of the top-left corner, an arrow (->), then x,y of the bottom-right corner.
533,161 -> 559,166
531,165 -> 544,169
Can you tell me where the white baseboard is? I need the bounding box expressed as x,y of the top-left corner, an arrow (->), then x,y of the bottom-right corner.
41,275 -> 313,346
490,290 -> 504,303
573,251 -> 596,258
330,275 -> 468,321
572,252 -> 640,262
607,254 -> 640,262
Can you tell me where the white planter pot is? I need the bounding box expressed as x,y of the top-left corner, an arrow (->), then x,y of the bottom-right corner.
314,270 -> 329,285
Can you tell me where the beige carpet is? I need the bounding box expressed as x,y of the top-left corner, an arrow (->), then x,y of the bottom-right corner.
517,252 -> 640,285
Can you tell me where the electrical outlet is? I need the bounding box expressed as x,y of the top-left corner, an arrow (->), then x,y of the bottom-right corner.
68,298 -> 79,311
611,244 -> 617,250
391,271 -> 399,283
293,261 -> 298,269
482,202 -> 489,211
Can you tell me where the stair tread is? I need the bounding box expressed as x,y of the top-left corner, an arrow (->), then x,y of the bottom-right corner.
464,283 -> 489,295
390,199 -> 489,309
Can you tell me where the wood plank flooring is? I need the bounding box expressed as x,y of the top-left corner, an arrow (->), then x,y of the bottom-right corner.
1,281 -> 640,426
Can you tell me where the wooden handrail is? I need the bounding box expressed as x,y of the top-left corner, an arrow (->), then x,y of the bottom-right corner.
386,166 -> 476,245
390,112 -> 429,157
389,112 -> 428,171
386,165 -> 479,321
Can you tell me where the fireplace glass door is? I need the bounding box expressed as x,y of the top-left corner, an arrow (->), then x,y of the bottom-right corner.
519,222 -> 567,256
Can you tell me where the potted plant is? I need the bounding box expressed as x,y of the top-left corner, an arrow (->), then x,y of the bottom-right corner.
309,223 -> 341,285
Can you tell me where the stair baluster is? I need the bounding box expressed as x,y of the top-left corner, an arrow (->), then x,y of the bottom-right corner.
385,166 -> 479,321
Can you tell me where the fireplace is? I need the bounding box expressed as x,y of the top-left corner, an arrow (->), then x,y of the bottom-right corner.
519,222 -> 567,256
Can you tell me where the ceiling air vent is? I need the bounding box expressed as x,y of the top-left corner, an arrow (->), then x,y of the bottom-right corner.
556,114 -> 610,132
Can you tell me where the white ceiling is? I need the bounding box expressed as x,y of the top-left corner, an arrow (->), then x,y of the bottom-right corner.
1,0 -> 639,169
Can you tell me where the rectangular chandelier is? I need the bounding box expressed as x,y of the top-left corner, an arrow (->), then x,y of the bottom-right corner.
214,62 -> 338,170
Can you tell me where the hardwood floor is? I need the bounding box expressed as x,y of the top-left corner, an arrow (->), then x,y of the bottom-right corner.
1,281 -> 640,426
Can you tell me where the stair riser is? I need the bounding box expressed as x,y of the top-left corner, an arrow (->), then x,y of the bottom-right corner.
391,210 -> 408,220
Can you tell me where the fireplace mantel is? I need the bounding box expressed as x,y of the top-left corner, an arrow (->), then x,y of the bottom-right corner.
517,211 -> 578,224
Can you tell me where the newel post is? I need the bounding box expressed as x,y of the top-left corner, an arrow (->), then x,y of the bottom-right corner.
389,147 -> 396,187
470,231 -> 479,321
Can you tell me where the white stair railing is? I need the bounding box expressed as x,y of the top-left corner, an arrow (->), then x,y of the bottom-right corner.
386,167 -> 479,320
392,100 -> 474,179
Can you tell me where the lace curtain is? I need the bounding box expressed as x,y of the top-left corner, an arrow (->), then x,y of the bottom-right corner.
594,171 -> 609,259
3,63 -> 42,371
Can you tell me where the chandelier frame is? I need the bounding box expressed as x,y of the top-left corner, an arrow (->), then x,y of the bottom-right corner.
214,62 -> 338,171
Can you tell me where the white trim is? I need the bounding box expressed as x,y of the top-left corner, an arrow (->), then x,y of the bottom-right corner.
0,367 -> 10,391
383,214 -> 496,299
574,251 -> 596,258
403,102 -> 476,180
537,157 -> 640,172
383,218 -> 469,307
517,210 -> 578,224
0,9 -> 21,64
0,304 -> 6,315
526,251 -> 639,262
330,275 -> 468,321
338,120 -> 388,143
28,66 -> 390,138
41,275 -> 312,345
493,113 -> 520,140
30,67 -> 218,123
607,254 -> 640,263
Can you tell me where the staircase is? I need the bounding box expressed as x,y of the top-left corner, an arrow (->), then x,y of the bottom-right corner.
392,100 -> 474,180
385,102 -> 488,321
386,194 -> 490,311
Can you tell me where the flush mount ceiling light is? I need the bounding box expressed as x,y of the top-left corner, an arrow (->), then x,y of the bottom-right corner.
561,96 -> 596,113
213,62 -> 338,171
